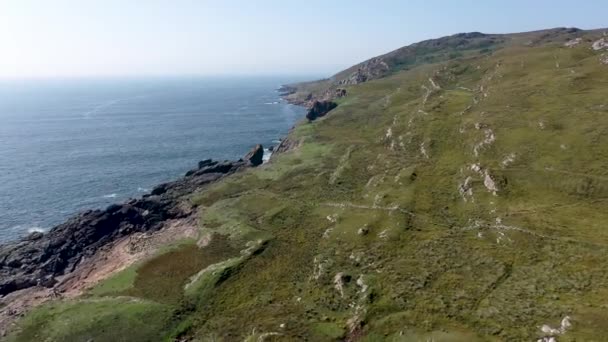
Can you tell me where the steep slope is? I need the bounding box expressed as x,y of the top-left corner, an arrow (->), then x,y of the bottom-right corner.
6,28 -> 608,341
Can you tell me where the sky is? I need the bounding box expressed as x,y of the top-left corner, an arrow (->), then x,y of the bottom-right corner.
0,0 -> 607,79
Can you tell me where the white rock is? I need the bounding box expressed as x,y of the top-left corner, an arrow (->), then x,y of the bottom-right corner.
592,38 -> 608,51
385,127 -> 392,139
541,324 -> 560,335
564,37 -> 582,47
378,229 -> 389,239
483,171 -> 499,195
356,275 -> 368,294
420,142 -> 429,159
561,315 -> 572,332
334,272 -> 345,297
501,153 -> 516,167
357,225 -> 369,236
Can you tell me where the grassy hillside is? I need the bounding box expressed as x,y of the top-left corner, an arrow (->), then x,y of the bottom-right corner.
7,28 -> 608,341
283,27 -> 602,104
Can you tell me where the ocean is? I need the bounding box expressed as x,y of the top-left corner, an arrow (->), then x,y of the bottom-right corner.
0,76 -> 308,243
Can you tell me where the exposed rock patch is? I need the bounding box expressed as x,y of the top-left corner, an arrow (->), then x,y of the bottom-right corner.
338,58 -> 390,85
458,176 -> 474,202
501,153 -> 516,168
592,38 -> 608,51
483,171 -> 499,195
334,272 -> 346,297
473,127 -> 496,157
273,136 -> 301,155
538,316 -> 572,342
564,38 -> 582,47
420,142 -> 430,159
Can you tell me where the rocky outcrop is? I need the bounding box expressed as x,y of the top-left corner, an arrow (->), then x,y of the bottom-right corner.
335,88 -> 347,98
273,137 -> 300,155
244,144 -> 264,166
0,148 -> 264,297
306,100 -> 338,121
338,57 -> 390,86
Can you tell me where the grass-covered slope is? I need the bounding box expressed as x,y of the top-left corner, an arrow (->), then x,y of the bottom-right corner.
283,27 -> 601,104
7,28 -> 608,341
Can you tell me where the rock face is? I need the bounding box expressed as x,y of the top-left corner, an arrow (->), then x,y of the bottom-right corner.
0,148 -> 265,297
244,144 -> 264,166
306,101 -> 338,121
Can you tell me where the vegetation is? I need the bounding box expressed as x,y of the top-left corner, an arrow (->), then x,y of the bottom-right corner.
6,28 -> 608,341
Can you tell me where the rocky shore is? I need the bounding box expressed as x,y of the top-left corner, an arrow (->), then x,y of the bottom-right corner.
0,145 -> 265,298
0,85 -> 340,337
0,77 -> 337,297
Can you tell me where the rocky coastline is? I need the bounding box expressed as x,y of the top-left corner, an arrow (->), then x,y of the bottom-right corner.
0,85 -> 340,336
0,145 -> 265,298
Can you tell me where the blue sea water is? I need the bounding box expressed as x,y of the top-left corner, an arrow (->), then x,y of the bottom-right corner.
0,76 -> 307,243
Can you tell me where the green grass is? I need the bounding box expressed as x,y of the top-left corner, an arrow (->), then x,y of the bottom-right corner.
6,298 -> 172,342
88,262 -> 140,297
122,237 -> 238,305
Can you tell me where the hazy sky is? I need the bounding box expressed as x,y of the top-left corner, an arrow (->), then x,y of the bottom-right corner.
1,0 -> 606,79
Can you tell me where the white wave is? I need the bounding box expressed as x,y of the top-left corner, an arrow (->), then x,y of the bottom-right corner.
264,101 -> 279,105
102,193 -> 118,198
262,148 -> 272,163
27,226 -> 46,234
8,224 -> 45,234
8,224 -> 46,237
137,187 -> 150,192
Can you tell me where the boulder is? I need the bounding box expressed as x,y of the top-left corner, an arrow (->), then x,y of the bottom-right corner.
245,144 -> 264,166
306,101 -> 338,121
